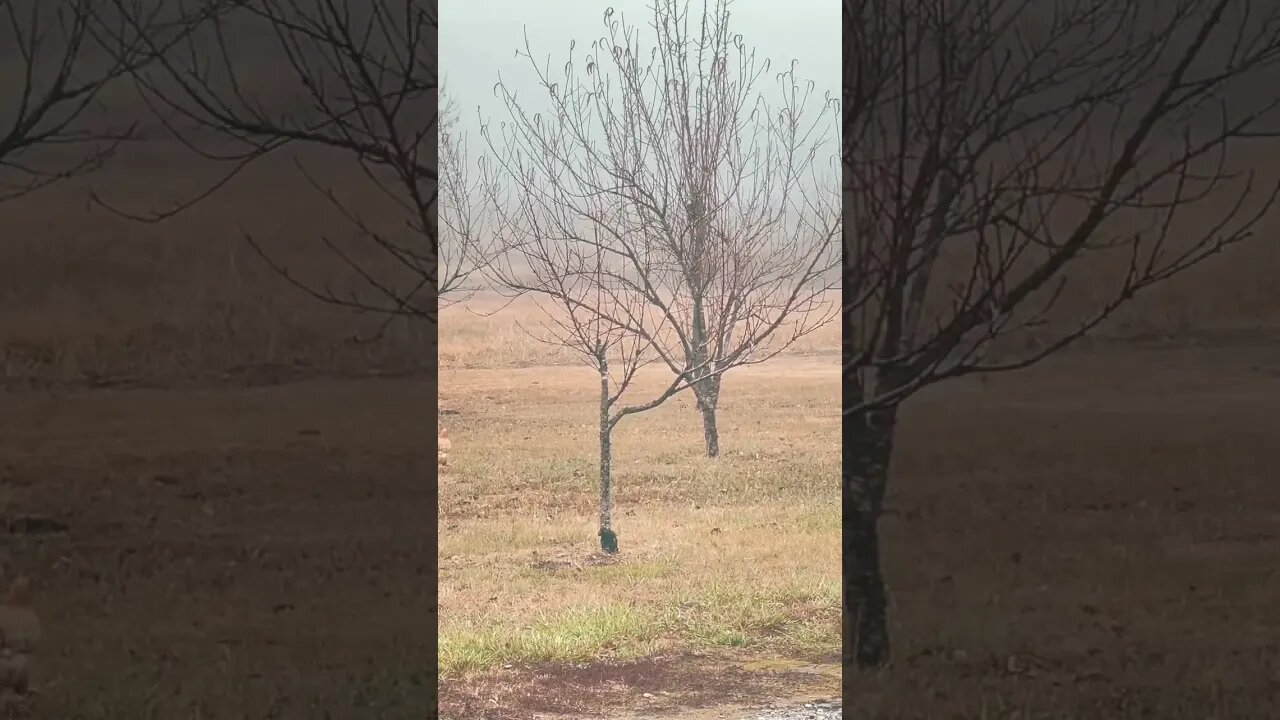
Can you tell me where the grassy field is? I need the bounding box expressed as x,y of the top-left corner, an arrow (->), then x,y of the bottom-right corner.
436,355 -> 842,718
437,269 -> 845,716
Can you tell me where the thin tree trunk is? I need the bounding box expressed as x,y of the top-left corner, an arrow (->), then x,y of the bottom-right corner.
598,356 -> 618,554
843,369 -> 900,672
699,395 -> 720,458
690,296 -> 721,458
687,189 -> 722,459
695,375 -> 722,458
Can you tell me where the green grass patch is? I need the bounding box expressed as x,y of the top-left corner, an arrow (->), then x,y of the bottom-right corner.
439,581 -> 838,677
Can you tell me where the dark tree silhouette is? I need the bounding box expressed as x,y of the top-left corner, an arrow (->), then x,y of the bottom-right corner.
0,0 -> 209,205
843,0 -> 1280,671
102,0 -> 439,327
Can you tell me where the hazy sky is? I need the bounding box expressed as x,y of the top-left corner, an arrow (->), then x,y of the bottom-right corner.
441,0 -> 840,143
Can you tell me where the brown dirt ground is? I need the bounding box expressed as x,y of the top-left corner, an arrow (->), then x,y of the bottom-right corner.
848,342 -> 1280,719
0,375 -> 436,718
440,651 -> 840,720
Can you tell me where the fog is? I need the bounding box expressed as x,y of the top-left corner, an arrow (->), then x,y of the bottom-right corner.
440,0 -> 839,151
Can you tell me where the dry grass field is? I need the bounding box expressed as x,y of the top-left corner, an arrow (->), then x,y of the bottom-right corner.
436,355 -> 842,719
436,293 -> 842,370
435,280 -> 844,718
5,139 -> 1280,717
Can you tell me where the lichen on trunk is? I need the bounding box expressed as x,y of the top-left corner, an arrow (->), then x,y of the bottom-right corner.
686,189 -> 724,459
694,373 -> 722,458
597,345 -> 618,554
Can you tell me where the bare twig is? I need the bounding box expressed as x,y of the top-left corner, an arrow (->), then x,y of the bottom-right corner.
842,0 -> 1280,672
0,0 -> 212,204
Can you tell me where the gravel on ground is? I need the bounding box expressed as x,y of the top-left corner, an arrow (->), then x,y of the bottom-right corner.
743,698 -> 841,720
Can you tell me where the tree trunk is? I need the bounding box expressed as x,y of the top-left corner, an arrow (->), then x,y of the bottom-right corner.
843,371 -> 900,672
695,375 -> 721,458
598,358 -> 619,554
690,298 -> 722,458
687,189 -> 721,459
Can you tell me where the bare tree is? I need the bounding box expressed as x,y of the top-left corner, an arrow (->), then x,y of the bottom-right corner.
482,178 -> 732,554
485,0 -> 840,459
0,0 -> 205,205
490,219 -> 682,553
843,0 -> 1280,670
101,0 -> 440,326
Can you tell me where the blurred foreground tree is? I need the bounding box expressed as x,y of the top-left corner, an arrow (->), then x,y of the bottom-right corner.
101,0 -> 441,325
843,0 -> 1280,671
0,0 -> 210,206
95,1 -> 442,694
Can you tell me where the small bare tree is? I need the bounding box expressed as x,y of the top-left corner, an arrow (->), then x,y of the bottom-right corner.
843,0 -> 1280,670
102,0 -> 441,324
486,0 -> 840,458
481,181 -> 730,553
0,0 -> 205,205
510,226 -> 676,554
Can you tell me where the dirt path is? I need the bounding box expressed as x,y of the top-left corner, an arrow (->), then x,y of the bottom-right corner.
441,652 -> 840,720
607,693 -> 841,720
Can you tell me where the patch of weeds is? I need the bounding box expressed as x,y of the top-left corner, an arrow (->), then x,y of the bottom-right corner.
661,582 -> 838,652
440,581 -> 839,676
440,604 -> 661,676
586,559 -> 678,583
442,520 -> 584,557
